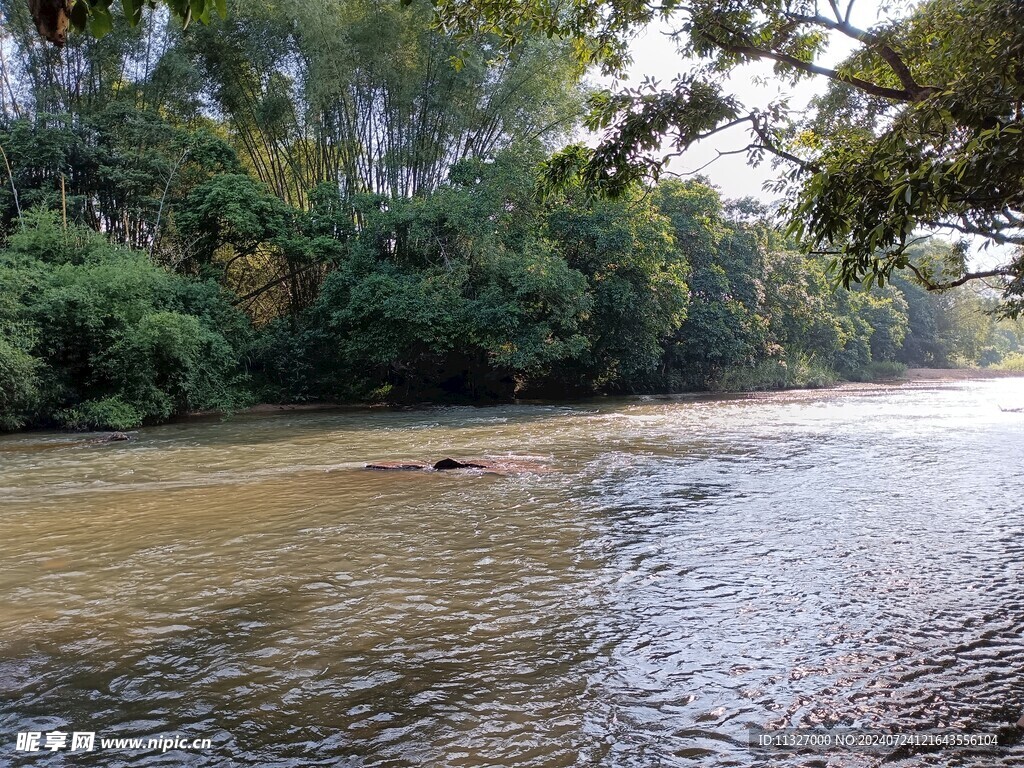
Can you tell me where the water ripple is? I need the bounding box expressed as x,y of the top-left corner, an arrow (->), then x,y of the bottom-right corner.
1,380 -> 1024,765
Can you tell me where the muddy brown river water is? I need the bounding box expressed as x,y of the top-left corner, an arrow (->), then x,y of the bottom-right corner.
2,379 -> 1024,767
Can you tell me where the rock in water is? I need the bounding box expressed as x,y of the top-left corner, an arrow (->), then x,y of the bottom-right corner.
106,432 -> 131,442
365,462 -> 428,471
432,458 -> 487,470
364,457 -> 549,474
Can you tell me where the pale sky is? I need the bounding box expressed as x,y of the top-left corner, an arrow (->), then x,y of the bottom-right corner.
600,0 -> 895,202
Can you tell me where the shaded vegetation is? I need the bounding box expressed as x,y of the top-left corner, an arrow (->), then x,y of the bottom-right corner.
0,211 -> 251,429
1,0 -> 1022,431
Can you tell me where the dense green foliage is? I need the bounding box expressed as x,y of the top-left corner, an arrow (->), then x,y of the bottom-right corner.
0,212 -> 251,429
2,0 -> 1022,431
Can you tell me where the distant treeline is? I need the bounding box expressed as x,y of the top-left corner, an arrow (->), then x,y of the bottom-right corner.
1,0 -> 1021,430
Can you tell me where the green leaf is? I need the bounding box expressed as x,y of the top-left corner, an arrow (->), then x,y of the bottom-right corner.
89,6 -> 113,37
68,0 -> 89,31
122,0 -> 141,26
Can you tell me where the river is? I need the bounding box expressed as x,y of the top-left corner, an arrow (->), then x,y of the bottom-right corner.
2,379 -> 1023,766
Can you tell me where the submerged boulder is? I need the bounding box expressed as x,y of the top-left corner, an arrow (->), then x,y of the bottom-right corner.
365,461 -> 428,471
364,456 -> 550,474
432,458 -> 487,470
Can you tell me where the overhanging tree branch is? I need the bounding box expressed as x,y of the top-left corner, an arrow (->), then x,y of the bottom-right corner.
724,43 -> 926,102
906,262 -> 1015,291
749,115 -> 821,173
925,217 -> 1024,246
782,11 -> 936,99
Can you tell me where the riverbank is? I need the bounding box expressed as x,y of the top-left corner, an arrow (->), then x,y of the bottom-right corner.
191,368 -> 1024,420
901,367 -> 1024,381
8,369 -> 1024,436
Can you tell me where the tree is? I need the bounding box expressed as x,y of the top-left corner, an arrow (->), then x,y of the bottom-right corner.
651,179 -> 750,387
545,183 -> 689,391
432,0 -> 1024,311
257,152 -> 595,401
